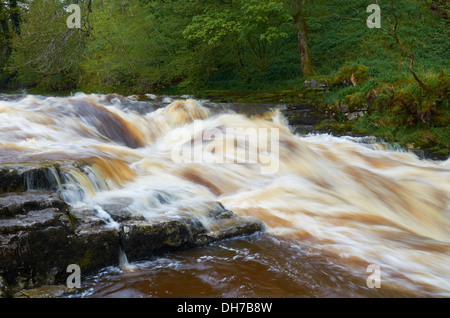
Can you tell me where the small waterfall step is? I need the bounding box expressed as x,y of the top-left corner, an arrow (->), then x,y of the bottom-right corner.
0,190 -> 264,297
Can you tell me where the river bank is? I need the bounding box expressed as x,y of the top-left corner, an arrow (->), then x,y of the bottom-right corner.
192,87 -> 449,161
3,87 -> 447,160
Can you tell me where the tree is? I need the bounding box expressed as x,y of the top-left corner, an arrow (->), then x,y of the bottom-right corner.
8,0 -> 87,90
338,0 -> 428,90
8,0 -> 21,34
80,0 -> 195,92
373,0 -> 428,90
0,1 -> 11,65
289,0 -> 316,78
0,0 -> 27,82
184,0 -> 292,83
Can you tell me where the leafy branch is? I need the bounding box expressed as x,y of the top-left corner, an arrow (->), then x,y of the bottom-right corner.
337,0 -> 428,90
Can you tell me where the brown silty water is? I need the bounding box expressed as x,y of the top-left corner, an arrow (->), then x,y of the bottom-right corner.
0,93 -> 449,297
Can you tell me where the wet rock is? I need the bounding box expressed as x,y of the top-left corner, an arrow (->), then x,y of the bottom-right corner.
283,104 -> 322,127
0,191 -> 119,293
119,212 -> 264,263
282,103 -> 328,135
0,275 -> 11,298
303,79 -> 329,90
207,212 -> 264,242
116,202 -> 263,262
73,224 -> 121,274
318,81 -> 329,89
0,165 -> 62,194
285,103 -> 313,112
119,202 -> 263,261
287,110 -> 322,126
107,201 -> 263,261
0,208 -> 65,235
162,97 -> 174,103
346,111 -> 365,121
102,203 -> 145,223
103,93 -> 127,104
208,203 -> 235,219
0,191 -> 66,218
0,190 -> 264,296
339,104 -> 349,113
0,217 -> 77,290
303,79 -> 318,88
119,219 -> 207,261
127,95 -> 139,101
145,94 -> 157,100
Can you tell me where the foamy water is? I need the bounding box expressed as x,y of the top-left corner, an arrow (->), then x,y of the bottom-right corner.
1,93 -> 449,297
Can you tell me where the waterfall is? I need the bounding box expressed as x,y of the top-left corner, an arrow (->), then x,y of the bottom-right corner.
0,93 -> 449,296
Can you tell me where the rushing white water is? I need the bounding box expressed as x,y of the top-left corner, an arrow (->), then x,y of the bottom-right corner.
0,93 -> 449,296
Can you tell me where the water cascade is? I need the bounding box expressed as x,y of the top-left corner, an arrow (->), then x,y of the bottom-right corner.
0,93 -> 448,297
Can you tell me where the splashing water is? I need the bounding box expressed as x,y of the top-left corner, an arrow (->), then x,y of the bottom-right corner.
0,93 -> 449,297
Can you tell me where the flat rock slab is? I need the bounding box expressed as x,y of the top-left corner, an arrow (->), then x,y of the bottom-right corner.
0,191 -> 264,297
0,191 -> 67,218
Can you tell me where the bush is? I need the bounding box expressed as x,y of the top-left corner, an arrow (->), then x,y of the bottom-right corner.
332,63 -> 370,87
350,70 -> 449,157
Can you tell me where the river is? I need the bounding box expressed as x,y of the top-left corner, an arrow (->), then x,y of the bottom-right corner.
0,93 -> 449,298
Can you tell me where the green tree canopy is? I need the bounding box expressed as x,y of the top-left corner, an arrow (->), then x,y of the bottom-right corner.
7,0 -> 87,90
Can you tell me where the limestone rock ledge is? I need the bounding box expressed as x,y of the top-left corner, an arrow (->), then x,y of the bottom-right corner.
0,191 -> 264,297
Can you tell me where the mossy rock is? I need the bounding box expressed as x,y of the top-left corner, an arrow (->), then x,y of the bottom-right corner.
333,64 -> 370,86
0,163 -> 65,194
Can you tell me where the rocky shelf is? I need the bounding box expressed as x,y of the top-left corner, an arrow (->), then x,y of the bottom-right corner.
0,165 -> 264,298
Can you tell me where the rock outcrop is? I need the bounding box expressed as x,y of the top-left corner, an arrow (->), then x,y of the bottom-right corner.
282,103 -> 326,135
0,165 -> 264,298
0,164 -> 62,194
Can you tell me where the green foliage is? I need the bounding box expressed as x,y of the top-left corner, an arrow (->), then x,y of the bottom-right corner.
360,71 -> 449,126
1,0 -> 449,105
77,0 -> 301,93
427,0 -> 449,22
351,71 -> 449,156
183,0 -> 295,88
320,63 -> 371,89
303,0 -> 449,156
5,0 -> 446,95
7,0 -> 86,90
184,0 -> 291,47
0,0 -> 29,87
307,0 -> 448,80
0,0 -> 446,155
80,0 -> 197,93
336,64 -> 369,85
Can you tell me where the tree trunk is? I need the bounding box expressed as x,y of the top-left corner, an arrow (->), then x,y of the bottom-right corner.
9,0 -> 21,34
292,0 -> 316,78
0,2 -> 11,64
